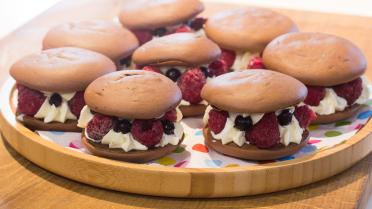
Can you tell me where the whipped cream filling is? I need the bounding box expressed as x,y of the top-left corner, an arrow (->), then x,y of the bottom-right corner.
231,51 -> 259,71
180,99 -> 208,106
203,105 -> 304,147
78,106 -> 184,152
34,92 -> 76,123
307,77 -> 370,115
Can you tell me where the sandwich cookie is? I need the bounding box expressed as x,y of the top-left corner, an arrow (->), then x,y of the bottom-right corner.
204,7 -> 298,72
201,70 -> 316,160
10,47 -> 116,131
132,33 -> 222,117
78,70 -> 184,163
119,0 -> 206,45
263,32 -> 369,123
42,20 -> 139,69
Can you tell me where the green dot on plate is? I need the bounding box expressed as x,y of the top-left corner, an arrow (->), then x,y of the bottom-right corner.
325,131 -> 342,137
173,146 -> 185,153
335,121 -> 351,127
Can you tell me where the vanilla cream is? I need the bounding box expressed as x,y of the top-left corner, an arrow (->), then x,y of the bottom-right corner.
180,99 -> 208,106
231,51 -> 259,71
203,105 -> 305,147
307,77 -> 370,115
80,106 -> 184,152
34,92 -> 76,123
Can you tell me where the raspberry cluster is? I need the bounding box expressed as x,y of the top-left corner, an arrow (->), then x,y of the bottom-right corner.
208,106 -> 316,149
303,78 -> 363,107
86,109 -> 178,148
17,84 -> 85,118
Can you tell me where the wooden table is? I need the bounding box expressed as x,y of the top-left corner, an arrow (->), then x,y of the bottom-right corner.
1,0 -> 372,208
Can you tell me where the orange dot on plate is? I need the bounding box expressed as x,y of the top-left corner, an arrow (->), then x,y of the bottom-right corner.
192,144 -> 209,153
224,164 -> 239,168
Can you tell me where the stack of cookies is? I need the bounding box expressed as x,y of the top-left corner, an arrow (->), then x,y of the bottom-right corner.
10,0 -> 369,162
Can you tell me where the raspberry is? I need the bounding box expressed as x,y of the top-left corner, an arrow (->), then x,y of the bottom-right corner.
189,17 -> 207,31
143,66 -> 161,74
86,114 -> 114,142
304,86 -> 326,106
247,57 -> 265,69
208,60 -> 229,76
177,68 -> 206,104
175,25 -> 192,33
161,109 -> 177,122
131,119 -> 163,147
294,105 -> 317,128
333,78 -> 363,105
245,113 -> 280,149
220,49 -> 236,68
208,109 -> 228,134
132,29 -> 153,45
17,84 -> 46,116
68,91 -> 85,117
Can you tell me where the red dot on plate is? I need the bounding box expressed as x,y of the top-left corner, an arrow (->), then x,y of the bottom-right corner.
192,144 -> 209,153
308,139 -> 321,144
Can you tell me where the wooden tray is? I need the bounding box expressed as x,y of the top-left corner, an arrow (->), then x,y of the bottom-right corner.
1,0 -> 372,199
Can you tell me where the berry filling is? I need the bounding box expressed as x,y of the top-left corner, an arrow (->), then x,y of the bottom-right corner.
247,57 -> 265,69
131,17 -> 207,45
205,105 -> 316,149
82,107 -> 183,150
16,84 -> 85,121
304,77 -> 366,114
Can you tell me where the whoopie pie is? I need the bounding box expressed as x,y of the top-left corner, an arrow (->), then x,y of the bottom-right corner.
42,20 -> 139,69
132,33 -> 222,117
201,70 -> 316,160
119,0 -> 206,45
263,32 -> 369,123
10,47 -> 116,132
204,7 -> 298,72
78,70 -> 184,163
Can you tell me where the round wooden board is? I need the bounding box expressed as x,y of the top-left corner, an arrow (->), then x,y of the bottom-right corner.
1,78 -> 372,198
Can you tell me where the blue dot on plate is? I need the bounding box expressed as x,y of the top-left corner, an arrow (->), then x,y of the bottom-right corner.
204,159 -> 222,167
194,130 -> 203,136
50,131 -> 65,135
357,110 -> 372,120
300,144 -> 317,153
277,156 -> 295,161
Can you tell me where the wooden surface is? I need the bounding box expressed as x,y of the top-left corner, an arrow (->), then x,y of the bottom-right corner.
1,0 -> 372,208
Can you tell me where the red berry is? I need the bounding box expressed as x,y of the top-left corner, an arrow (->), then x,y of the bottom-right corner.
208,109 -> 228,134
86,114 -> 114,142
161,109 -> 177,122
247,56 -> 265,69
177,68 -> 206,104
294,105 -> 317,128
68,91 -> 85,117
245,113 -> 280,149
131,119 -> 163,147
189,17 -> 207,31
143,66 -> 161,74
208,60 -> 229,76
304,86 -> 326,106
132,29 -> 153,45
17,84 -> 46,116
175,25 -> 192,33
220,49 -> 236,68
333,78 -> 363,105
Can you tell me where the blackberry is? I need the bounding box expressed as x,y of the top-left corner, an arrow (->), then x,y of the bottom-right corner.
165,68 -> 181,82
234,115 -> 253,131
162,120 -> 175,135
277,109 -> 293,126
49,93 -> 62,107
113,119 -> 132,134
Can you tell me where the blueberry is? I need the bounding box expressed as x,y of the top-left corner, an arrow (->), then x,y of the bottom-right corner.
152,27 -> 167,36
165,68 -> 181,82
49,93 -> 62,107
113,119 -> 132,134
189,18 -> 207,31
162,120 -> 175,135
119,56 -> 132,67
277,109 -> 292,126
200,66 -> 211,78
234,115 -> 253,131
